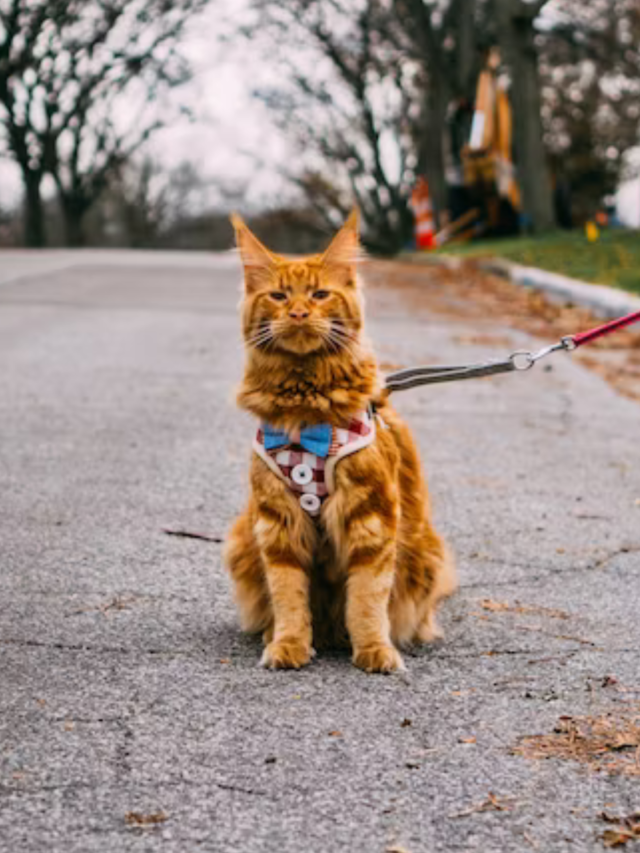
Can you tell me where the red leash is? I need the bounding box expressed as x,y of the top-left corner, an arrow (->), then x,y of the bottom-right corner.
385,309 -> 640,392
568,310 -> 640,348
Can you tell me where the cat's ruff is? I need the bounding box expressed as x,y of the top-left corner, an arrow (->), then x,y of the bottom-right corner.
253,407 -> 377,516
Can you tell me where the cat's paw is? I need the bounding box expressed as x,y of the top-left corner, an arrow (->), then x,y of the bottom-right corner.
352,644 -> 406,674
261,639 -> 313,670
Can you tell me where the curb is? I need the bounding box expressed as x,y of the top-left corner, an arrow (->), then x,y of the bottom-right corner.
475,258 -> 640,320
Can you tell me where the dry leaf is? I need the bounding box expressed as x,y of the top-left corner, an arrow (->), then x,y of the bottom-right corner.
125,811 -> 168,828
400,718 -> 412,728
328,730 -> 342,737
386,845 -> 411,853
449,792 -> 515,819
602,828 -> 636,848
479,599 -> 569,619
480,599 -> 510,612
458,736 -> 477,744
599,811 -> 640,848
219,658 -> 230,665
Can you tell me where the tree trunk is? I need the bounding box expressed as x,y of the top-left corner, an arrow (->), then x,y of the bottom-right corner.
420,80 -> 449,228
60,196 -> 88,247
23,171 -> 46,248
495,0 -> 555,233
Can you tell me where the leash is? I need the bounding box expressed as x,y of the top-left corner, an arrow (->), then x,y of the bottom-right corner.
384,309 -> 640,393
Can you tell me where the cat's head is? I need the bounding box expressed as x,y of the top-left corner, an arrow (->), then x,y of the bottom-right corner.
232,210 -> 363,357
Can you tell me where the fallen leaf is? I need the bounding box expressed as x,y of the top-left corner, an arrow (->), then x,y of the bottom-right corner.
64,720 -> 75,732
479,599 -> 569,619
125,811 -> 168,828
602,828 -> 636,848
328,730 -> 342,737
458,736 -> 477,744
219,658 -> 231,665
449,792 -> 516,819
599,811 -> 640,848
602,676 -> 618,688
405,761 -> 420,769
385,845 -> 411,853
400,718 -> 412,728
480,599 -> 510,612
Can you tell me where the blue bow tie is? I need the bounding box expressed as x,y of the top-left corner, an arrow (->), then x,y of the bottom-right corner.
263,422 -> 333,458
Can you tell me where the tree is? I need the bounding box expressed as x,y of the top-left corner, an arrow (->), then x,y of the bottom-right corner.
0,0 -> 205,247
0,1 -> 67,246
246,0 -> 418,253
493,0 -> 556,232
393,0 -> 481,226
539,0 -> 640,221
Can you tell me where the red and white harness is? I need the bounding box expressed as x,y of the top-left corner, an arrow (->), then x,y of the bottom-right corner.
253,409 -> 377,516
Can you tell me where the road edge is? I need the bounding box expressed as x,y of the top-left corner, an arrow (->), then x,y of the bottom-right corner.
400,252 -> 640,320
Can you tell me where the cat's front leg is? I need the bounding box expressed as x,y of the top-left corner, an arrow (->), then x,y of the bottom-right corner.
254,507 -> 314,670
343,508 -> 405,674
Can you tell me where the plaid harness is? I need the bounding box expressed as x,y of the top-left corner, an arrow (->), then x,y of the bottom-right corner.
253,408 -> 376,516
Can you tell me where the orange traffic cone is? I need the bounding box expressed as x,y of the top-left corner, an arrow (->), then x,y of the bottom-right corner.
411,178 -> 436,250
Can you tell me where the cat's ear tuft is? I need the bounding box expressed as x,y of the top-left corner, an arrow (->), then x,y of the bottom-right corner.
231,213 -> 276,293
322,207 -> 360,285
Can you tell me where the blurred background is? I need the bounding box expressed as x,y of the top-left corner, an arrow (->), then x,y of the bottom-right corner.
0,0 -> 639,256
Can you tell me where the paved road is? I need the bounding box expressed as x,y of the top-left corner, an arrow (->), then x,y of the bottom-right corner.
1,252 -> 638,852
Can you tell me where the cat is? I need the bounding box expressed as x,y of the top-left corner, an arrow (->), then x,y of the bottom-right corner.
224,210 -> 456,673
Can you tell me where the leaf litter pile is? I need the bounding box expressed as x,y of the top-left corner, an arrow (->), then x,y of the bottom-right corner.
366,260 -> 640,403
512,705 -> 640,777
599,811 -> 640,848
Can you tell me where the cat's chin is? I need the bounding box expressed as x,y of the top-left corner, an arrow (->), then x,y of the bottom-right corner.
273,331 -> 326,356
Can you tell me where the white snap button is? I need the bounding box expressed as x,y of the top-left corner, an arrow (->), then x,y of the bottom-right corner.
299,493 -> 321,513
291,463 -> 313,485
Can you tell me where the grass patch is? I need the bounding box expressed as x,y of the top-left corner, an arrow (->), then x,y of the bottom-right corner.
431,230 -> 640,294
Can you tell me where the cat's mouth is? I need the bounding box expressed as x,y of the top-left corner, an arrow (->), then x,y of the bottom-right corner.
276,326 -> 326,355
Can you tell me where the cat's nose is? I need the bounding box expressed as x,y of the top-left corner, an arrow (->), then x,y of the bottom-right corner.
289,309 -> 309,321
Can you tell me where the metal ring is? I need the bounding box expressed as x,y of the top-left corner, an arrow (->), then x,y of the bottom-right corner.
510,351 -> 535,371
561,336 -> 577,351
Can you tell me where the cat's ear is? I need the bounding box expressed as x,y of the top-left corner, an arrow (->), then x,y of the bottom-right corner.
231,214 -> 276,293
321,208 -> 360,285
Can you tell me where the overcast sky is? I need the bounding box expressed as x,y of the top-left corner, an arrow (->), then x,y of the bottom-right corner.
1,0 -> 639,225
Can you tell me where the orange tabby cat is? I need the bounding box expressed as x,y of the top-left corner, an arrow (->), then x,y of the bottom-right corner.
225,211 -> 456,673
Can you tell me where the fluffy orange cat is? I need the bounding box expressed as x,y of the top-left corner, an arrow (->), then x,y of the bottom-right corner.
225,211 -> 456,673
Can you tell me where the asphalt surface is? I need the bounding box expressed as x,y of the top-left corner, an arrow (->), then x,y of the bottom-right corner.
1,251 -> 639,853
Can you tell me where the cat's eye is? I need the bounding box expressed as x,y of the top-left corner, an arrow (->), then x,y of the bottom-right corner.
312,290 -> 330,300
269,291 -> 287,302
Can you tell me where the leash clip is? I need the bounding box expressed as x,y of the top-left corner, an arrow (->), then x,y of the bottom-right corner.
510,339 -> 571,372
